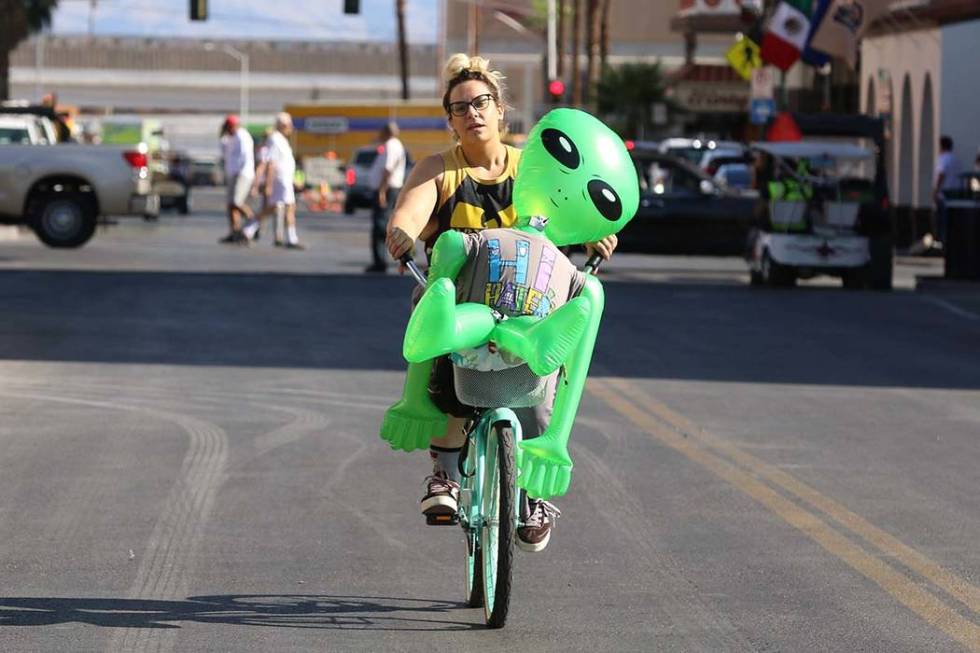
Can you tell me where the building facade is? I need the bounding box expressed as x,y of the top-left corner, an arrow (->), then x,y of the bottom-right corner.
861,7 -> 980,245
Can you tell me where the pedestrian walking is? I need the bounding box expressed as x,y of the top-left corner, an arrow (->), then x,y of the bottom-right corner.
365,122 -> 407,273
219,114 -> 255,244
243,113 -> 303,249
932,135 -> 963,247
247,127 -> 277,241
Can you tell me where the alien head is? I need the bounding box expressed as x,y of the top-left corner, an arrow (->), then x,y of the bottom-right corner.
513,108 -> 639,247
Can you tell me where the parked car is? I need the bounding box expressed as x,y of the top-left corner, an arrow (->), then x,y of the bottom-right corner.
189,156 -> 223,186
713,162 -> 754,192
699,149 -> 750,177
0,114 -> 58,145
0,141 -> 159,247
343,144 -> 414,214
156,150 -> 192,215
617,146 -> 759,255
658,137 -> 744,167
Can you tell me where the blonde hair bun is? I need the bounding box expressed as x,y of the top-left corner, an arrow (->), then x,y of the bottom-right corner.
443,53 -> 505,88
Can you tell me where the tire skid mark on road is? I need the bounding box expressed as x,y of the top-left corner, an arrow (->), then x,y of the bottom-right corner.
251,406 -> 332,459
571,442 -> 757,651
112,414 -> 226,653
15,377 -> 391,414
316,427 -> 415,554
0,390 -> 228,653
588,377 -> 980,653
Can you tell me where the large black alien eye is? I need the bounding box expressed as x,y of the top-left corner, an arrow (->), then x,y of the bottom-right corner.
541,128 -> 580,169
587,179 -> 622,221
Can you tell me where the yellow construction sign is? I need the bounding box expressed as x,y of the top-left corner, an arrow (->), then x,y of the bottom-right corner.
726,37 -> 762,81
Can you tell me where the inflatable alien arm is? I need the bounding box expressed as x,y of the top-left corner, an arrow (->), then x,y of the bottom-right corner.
377,232 -> 469,453
517,274 -> 603,500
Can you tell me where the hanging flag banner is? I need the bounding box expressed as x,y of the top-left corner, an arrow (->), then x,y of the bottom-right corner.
726,37 -> 763,81
809,0 -> 894,68
801,0 -> 833,67
760,0 -> 813,72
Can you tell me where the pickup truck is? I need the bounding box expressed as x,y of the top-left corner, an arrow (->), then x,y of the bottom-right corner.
0,142 -> 160,247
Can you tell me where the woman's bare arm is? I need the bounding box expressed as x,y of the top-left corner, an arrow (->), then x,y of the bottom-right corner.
385,154 -> 444,260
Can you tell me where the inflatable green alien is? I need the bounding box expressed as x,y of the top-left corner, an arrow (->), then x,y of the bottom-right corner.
380,108 -> 639,499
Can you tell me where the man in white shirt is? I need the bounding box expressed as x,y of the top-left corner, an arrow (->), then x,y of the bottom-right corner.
243,112 -> 303,249
933,134 -> 963,245
365,122 -> 406,273
219,114 -> 255,244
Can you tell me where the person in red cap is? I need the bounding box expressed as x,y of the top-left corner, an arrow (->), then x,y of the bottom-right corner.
219,114 -> 255,244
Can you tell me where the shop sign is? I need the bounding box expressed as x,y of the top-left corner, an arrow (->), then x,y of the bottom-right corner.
673,84 -> 751,113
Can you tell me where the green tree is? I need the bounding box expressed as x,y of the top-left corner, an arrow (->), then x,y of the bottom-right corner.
595,61 -> 677,139
1,0 -> 58,101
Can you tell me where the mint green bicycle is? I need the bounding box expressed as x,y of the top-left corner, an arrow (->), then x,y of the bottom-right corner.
404,254 -> 601,628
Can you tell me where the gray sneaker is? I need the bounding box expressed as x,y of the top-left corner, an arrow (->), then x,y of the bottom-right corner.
517,499 -> 561,552
420,471 -> 460,517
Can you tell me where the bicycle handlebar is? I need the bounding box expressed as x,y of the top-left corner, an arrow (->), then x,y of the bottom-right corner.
584,253 -> 603,276
401,253 -> 428,288
402,249 -> 603,288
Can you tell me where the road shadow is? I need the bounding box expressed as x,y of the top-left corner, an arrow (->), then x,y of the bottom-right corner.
0,268 -> 976,390
0,594 -> 480,631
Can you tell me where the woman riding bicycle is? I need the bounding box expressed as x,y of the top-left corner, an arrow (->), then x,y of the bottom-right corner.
385,53 -> 617,552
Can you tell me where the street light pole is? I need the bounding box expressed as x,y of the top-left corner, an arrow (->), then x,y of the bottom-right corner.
205,42 -> 249,126
547,0 -> 557,81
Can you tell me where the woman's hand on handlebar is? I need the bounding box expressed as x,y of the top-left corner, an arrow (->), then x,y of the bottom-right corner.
386,225 -> 416,272
585,234 -> 618,261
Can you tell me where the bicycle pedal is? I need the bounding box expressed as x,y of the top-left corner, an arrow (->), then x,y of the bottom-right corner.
425,513 -> 460,526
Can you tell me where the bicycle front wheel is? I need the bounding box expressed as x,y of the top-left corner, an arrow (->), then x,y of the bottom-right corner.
481,421 -> 516,628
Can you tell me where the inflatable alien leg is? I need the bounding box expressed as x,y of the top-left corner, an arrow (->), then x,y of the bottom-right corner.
380,359 -> 447,452
379,229 -> 479,452
402,278 -> 497,363
516,275 -> 605,499
490,295 -> 592,377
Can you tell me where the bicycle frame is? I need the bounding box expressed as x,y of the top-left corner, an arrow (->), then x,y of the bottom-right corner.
458,406 -> 524,626
458,407 -> 524,534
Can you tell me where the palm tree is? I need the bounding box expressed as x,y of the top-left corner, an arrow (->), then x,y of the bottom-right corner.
595,61 -> 675,140
584,0 -> 600,106
1,0 -> 58,101
396,0 -> 409,99
599,0 -> 612,71
570,0 -> 581,106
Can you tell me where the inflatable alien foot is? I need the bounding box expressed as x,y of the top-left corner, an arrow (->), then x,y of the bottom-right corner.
491,296 -> 591,376
403,278 -> 496,363
516,436 -> 573,500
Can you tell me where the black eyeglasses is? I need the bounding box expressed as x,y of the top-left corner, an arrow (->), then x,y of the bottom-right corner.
447,93 -> 495,117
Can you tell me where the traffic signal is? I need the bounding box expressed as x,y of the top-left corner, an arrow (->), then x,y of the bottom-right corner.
343,0 -> 360,13
189,0 -> 207,20
548,79 -> 565,104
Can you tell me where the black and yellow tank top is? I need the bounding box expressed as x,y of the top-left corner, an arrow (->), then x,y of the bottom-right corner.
425,144 -> 521,252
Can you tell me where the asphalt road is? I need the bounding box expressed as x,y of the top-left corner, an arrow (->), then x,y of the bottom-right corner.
0,189 -> 978,652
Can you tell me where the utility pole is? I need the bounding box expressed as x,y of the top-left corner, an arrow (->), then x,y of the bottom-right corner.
556,0 -> 565,78
468,1 -> 479,55
396,0 -> 410,99
570,0 -> 581,106
547,0 -> 557,82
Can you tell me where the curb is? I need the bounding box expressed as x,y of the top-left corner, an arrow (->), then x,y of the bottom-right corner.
915,275 -> 980,295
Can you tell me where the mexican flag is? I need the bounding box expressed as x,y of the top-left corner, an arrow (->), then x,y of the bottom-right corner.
761,0 -> 813,72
